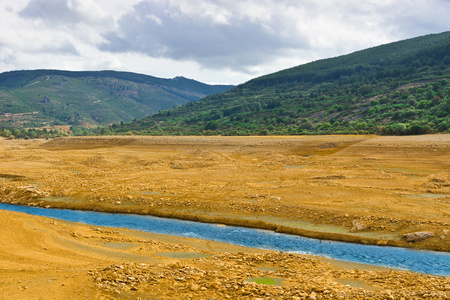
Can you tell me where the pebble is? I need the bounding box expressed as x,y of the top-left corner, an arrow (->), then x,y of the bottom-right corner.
86,252 -> 450,299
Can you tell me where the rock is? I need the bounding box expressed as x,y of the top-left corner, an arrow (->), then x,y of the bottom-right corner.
403,231 -> 434,242
351,220 -> 366,232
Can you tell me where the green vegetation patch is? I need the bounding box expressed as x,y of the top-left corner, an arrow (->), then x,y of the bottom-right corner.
42,196 -> 85,204
246,277 -> 283,286
405,193 -> 447,198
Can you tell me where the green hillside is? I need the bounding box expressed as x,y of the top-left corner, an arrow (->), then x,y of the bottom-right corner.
111,31 -> 450,136
0,70 -> 233,128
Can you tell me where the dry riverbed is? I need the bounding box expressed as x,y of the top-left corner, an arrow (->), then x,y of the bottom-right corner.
0,135 -> 449,299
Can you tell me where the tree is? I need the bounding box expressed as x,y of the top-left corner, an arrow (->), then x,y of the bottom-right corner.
356,122 -> 368,130
2,129 -> 11,137
394,123 -> 407,135
299,121 -> 313,130
205,121 -> 219,131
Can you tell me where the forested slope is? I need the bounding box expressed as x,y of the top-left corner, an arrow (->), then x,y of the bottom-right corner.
0,70 -> 233,128
112,31 -> 450,136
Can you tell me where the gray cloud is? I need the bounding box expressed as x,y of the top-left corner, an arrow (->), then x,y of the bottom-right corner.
380,0 -> 450,39
19,0 -> 113,28
0,43 -> 16,66
19,0 -> 81,24
101,0 -> 309,71
39,40 -> 80,55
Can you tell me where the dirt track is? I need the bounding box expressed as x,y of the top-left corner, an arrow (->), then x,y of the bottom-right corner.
0,135 -> 450,299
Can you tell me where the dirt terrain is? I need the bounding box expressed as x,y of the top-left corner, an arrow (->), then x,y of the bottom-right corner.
0,135 -> 449,299
1,210 -> 449,299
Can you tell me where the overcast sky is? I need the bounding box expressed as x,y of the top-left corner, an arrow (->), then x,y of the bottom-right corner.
1,0 -> 450,85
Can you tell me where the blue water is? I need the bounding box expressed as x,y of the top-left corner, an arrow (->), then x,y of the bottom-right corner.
1,203 -> 449,276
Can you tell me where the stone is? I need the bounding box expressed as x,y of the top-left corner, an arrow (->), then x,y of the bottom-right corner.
403,231 -> 434,242
351,220 -> 366,232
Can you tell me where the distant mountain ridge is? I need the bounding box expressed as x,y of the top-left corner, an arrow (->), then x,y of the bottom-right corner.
0,69 -> 234,127
112,31 -> 450,136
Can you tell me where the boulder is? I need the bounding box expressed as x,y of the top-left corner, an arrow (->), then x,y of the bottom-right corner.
403,231 -> 434,242
350,220 -> 366,232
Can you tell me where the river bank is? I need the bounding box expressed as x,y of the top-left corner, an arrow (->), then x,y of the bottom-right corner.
2,202 -> 449,276
0,135 -> 449,251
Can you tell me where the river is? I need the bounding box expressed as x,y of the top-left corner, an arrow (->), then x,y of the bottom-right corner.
0,203 -> 448,276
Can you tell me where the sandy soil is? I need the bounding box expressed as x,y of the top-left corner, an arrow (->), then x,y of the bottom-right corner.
1,210 -> 449,299
0,135 -> 449,299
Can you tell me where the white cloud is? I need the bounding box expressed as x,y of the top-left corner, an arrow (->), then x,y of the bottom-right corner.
0,0 -> 449,84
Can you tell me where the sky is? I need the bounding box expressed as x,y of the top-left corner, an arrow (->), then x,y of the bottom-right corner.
1,0 -> 450,85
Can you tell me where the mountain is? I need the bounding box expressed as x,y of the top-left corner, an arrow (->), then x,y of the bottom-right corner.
0,70 -> 234,128
111,31 -> 450,136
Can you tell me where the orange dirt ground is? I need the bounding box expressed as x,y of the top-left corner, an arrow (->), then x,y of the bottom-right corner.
0,135 -> 449,299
